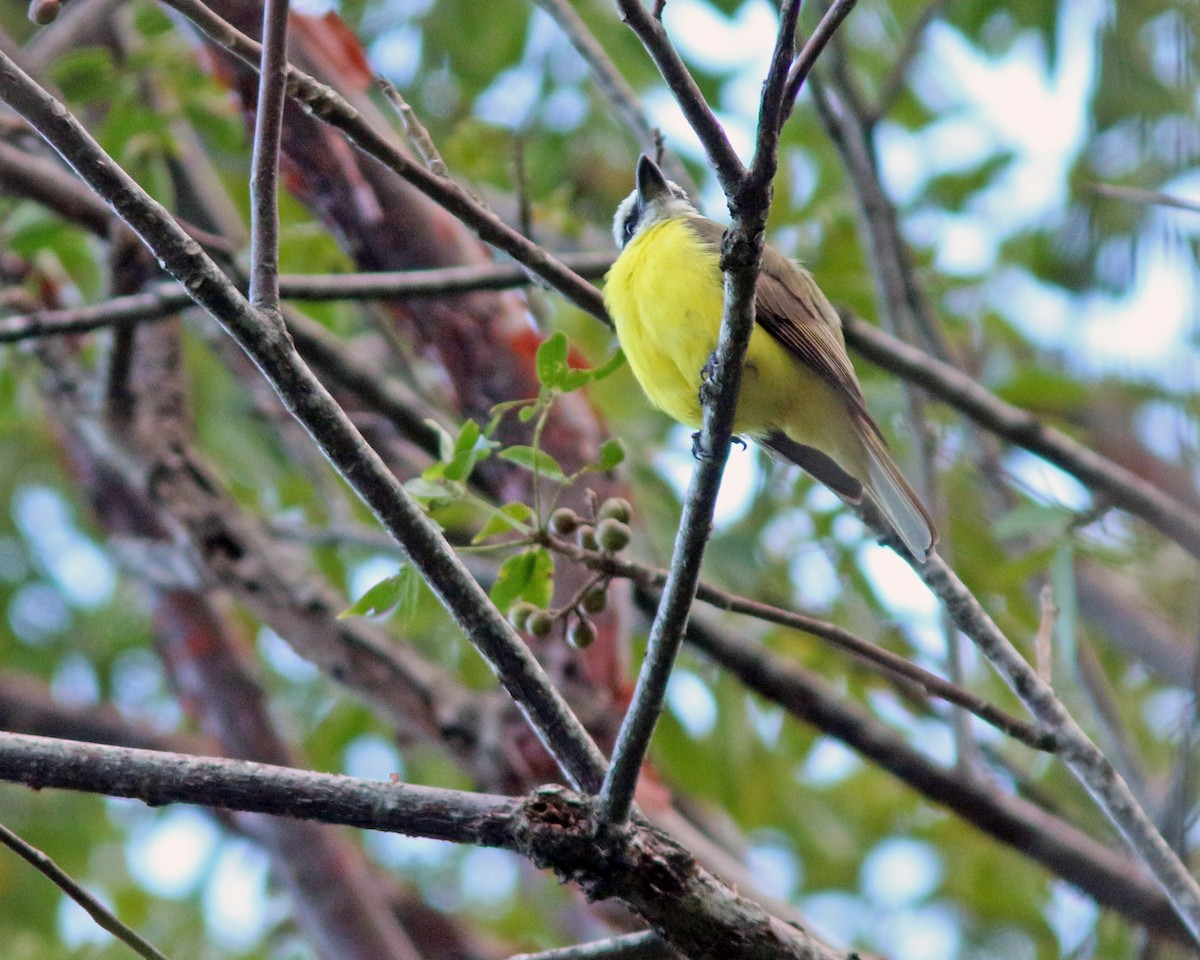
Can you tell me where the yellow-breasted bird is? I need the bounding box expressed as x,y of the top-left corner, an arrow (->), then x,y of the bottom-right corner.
603,155 -> 936,560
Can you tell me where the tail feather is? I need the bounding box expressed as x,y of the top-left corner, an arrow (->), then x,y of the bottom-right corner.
861,432 -> 936,560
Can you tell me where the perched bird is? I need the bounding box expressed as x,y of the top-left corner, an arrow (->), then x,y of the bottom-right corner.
603,155 -> 935,559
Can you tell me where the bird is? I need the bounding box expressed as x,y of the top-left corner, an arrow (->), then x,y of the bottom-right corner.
603,154 -> 936,560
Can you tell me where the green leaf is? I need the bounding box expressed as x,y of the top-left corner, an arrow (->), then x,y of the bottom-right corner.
536,333 -> 626,393
443,420 -> 494,482
426,419 -> 457,464
499,445 -> 566,482
341,572 -> 406,618
490,547 -> 554,610
405,476 -> 456,506
536,331 -> 571,389
472,502 -> 536,543
588,348 -> 627,384
596,438 -> 626,471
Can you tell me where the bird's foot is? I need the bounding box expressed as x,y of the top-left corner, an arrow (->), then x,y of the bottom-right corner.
698,350 -> 722,407
691,432 -> 747,461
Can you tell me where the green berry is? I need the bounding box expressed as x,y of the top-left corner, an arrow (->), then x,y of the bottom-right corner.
527,610 -> 554,638
577,524 -> 598,552
567,617 -> 596,649
548,508 -> 579,536
581,585 -> 608,615
508,601 -> 537,631
595,517 -> 631,553
597,497 -> 633,525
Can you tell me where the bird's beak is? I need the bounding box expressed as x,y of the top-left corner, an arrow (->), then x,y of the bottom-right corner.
636,154 -> 672,207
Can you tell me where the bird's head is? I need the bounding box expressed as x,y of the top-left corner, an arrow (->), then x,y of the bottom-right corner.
612,154 -> 696,249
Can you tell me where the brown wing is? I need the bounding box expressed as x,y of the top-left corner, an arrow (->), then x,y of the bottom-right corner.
683,218 -> 884,443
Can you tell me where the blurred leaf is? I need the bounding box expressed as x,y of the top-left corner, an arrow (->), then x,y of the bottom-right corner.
472,501 -> 536,543
499,445 -> 566,482
490,546 -> 554,610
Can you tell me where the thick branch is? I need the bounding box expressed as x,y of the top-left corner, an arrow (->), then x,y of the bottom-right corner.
0,733 -> 848,960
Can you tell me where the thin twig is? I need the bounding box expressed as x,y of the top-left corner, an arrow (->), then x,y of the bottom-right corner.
539,531 -> 1053,749
868,0 -> 947,124
841,311 -> 1200,559
0,47 -> 609,795
919,552 -> 1200,944
781,0 -> 860,124
1035,583 -> 1057,683
677,607 -> 1190,943
531,0 -> 696,194
611,0 -> 744,194
0,820 -> 172,960
247,0 -> 289,313
0,255 -> 615,343
157,0 -> 609,323
377,76 -> 448,176
1087,182 -> 1200,216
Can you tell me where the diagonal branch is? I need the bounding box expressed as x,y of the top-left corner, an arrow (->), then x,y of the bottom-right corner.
918,553 -> 1200,944
678,608 -> 1191,943
0,47 -> 609,794
841,311 -> 1200,559
0,820 -> 172,960
158,0 -> 609,323
780,0 -> 859,125
610,0 -> 743,193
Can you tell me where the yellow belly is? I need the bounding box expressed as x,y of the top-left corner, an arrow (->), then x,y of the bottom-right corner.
603,217 -> 806,434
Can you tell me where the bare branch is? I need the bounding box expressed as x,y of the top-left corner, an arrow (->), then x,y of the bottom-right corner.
247,0 -> 290,312
0,820 -> 172,960
539,531 -> 1053,749
0,47 -> 609,793
611,0 -> 744,193
919,553 -> 1200,944
532,0 -> 695,193
679,609 -> 1192,943
841,311 -> 1200,559
0,255 -> 614,343
158,0 -> 609,323
781,0 -> 860,124
1087,181 -> 1200,216
0,732 -> 850,960
868,0 -> 947,124
377,77 -> 448,177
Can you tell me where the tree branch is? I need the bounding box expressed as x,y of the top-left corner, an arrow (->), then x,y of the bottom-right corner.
677,608 -> 1191,943
247,0 -> 289,312
0,820 -> 172,960
610,0 -> 744,193
538,531 -> 1052,749
509,932 -> 674,960
158,0 -> 609,323
841,311 -> 1200,559
0,732 -> 849,960
918,553 -> 1200,944
0,47 -> 609,794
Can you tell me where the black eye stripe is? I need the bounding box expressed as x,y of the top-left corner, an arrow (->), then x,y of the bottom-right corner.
622,208 -> 640,240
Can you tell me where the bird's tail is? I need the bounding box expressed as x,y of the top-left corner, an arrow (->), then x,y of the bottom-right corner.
860,429 -> 936,561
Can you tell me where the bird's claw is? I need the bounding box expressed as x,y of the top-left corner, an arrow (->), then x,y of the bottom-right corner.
691,431 -> 747,461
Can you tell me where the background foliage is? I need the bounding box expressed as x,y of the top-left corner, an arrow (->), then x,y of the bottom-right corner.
1,0 -> 1199,958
